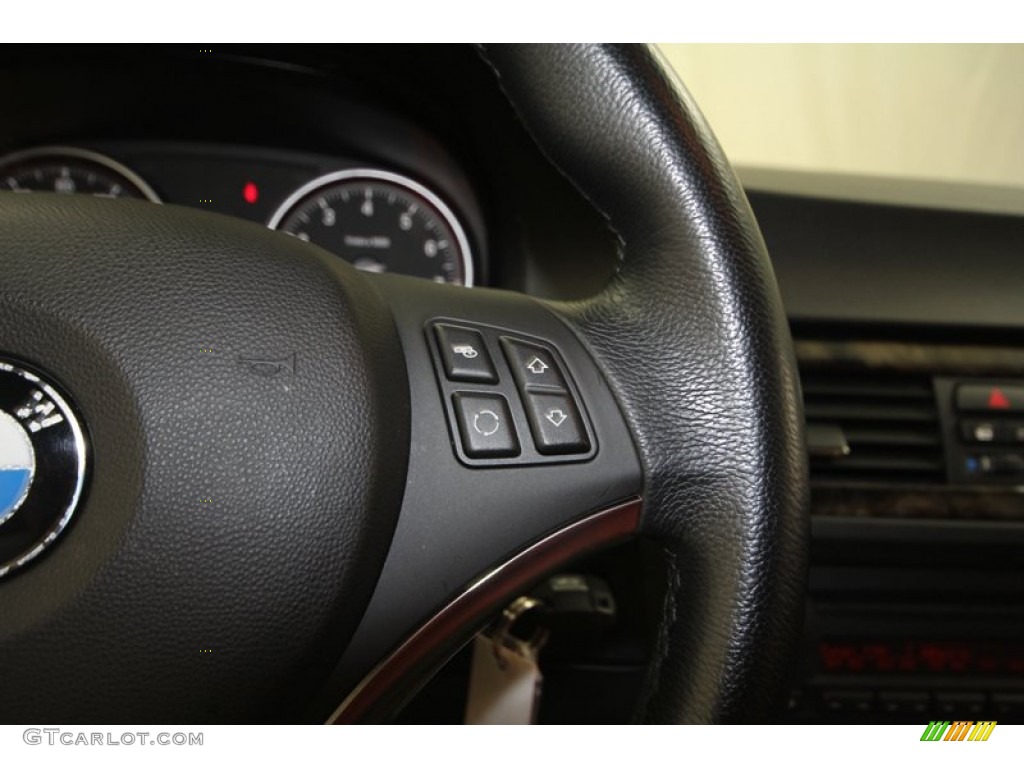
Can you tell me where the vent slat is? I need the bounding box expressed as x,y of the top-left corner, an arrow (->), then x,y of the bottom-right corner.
812,455 -> 945,473
802,382 -> 934,400
842,427 -> 942,448
799,365 -> 945,486
804,402 -> 936,422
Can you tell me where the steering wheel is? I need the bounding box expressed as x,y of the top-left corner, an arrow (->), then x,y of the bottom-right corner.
0,44 -> 807,724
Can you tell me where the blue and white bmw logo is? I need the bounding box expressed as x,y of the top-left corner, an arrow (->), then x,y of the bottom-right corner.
0,410 -> 35,525
0,358 -> 87,579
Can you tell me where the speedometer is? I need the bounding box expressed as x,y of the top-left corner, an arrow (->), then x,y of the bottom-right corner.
0,146 -> 160,201
268,169 -> 474,286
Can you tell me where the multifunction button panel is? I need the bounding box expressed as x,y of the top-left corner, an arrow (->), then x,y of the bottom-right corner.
429,321 -> 596,467
940,379 -> 1024,485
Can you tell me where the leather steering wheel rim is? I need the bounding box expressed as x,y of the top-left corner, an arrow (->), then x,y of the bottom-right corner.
480,43 -> 809,723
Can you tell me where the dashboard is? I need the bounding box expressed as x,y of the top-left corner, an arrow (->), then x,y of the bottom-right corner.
746,178 -> 1024,725
2,44 -> 1022,725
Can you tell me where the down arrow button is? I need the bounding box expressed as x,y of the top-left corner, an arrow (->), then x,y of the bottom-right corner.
523,392 -> 589,455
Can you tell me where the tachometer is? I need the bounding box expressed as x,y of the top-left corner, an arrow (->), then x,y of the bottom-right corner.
0,146 -> 160,201
268,169 -> 473,286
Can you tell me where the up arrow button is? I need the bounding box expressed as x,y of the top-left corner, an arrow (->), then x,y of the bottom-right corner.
526,356 -> 550,375
501,338 -> 566,390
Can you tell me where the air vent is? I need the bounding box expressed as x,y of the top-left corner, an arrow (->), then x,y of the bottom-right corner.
800,369 -> 946,486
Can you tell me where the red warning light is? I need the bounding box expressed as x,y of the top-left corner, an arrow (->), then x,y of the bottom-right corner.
988,387 -> 1011,409
242,181 -> 259,205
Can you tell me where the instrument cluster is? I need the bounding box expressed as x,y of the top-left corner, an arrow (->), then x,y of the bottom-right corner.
0,143 -> 481,286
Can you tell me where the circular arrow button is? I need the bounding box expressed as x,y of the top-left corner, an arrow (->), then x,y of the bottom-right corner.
472,409 -> 501,437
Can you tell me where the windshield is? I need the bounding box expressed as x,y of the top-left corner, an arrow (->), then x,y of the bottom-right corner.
657,44 -> 1024,215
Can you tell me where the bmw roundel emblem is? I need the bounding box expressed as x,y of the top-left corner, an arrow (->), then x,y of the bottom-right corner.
0,358 -> 88,579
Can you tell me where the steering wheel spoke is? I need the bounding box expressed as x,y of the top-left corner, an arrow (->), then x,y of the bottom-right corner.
319,273 -> 643,721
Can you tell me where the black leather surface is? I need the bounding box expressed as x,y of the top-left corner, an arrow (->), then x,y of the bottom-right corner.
481,44 -> 809,723
0,196 -> 409,722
